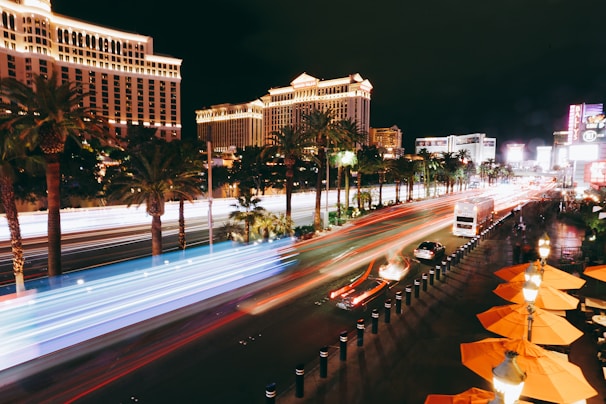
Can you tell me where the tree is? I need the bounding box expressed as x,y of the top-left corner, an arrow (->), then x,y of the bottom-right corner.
301,108 -> 342,230
335,118 -> 365,216
228,192 -> 266,244
0,72 -> 113,276
263,125 -> 312,220
106,143 -> 200,256
0,126 -> 43,292
354,146 -> 383,210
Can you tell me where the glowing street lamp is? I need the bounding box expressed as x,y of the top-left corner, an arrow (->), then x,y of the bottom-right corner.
490,350 -> 527,404
522,279 -> 539,342
538,233 -> 550,272
524,262 -> 542,289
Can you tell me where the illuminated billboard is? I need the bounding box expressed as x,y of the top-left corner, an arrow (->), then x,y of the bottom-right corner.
567,103 -> 606,144
584,161 -> 606,186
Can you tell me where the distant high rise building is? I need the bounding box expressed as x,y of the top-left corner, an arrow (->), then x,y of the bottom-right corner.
196,72 -> 373,151
368,125 -> 403,159
0,0 -> 182,142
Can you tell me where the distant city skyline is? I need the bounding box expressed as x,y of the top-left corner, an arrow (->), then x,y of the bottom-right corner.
51,0 -> 606,157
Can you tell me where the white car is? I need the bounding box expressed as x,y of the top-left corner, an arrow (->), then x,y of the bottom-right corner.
378,256 -> 412,281
413,241 -> 446,261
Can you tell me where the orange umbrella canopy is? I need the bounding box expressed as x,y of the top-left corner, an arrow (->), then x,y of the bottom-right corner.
584,264 -> 606,282
476,303 -> 583,345
460,338 -> 598,404
424,387 -> 495,404
494,262 -> 586,290
493,282 -> 579,310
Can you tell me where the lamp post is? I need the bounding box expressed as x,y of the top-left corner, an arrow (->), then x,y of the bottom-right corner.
524,262 -> 542,289
522,279 -> 539,342
538,233 -> 550,274
490,350 -> 527,404
324,150 -> 330,229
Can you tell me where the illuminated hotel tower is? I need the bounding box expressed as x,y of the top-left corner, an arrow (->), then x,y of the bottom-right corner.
196,72 -> 373,151
0,0 -> 182,142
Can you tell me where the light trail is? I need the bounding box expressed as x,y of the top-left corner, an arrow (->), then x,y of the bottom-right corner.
0,239 -> 297,387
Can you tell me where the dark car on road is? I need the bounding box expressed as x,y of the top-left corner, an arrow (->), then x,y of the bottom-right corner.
413,241 -> 446,262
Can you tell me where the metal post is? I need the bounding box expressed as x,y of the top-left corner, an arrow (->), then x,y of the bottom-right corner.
405,285 -> 412,306
384,299 -> 392,323
395,290 -> 403,314
429,268 -> 435,285
319,347 -> 328,378
324,148 -> 330,228
206,127 -> 214,253
357,319 -> 365,346
422,273 -> 428,291
339,331 -> 348,361
371,308 -> 379,334
295,364 -> 304,398
414,278 -> 420,297
265,382 -> 276,404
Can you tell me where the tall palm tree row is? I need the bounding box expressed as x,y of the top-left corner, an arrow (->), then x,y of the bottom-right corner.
0,72 -> 113,277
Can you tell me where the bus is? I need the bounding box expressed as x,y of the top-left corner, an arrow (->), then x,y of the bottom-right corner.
453,197 -> 494,237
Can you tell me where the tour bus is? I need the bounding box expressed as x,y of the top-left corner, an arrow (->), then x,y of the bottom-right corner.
453,197 -> 494,237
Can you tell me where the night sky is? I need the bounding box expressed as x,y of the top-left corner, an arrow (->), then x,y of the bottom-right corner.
51,0 -> 606,159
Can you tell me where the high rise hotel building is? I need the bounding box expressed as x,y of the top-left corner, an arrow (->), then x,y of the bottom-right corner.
0,0 -> 182,142
196,72 -> 373,152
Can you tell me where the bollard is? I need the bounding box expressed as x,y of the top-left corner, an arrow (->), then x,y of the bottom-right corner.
371,308 -> 379,334
319,347 -> 328,378
446,257 -> 452,271
442,260 -> 447,274
384,299 -> 392,323
357,319 -> 365,346
395,290 -> 403,314
429,268 -> 435,285
451,252 -> 457,267
405,285 -> 412,306
266,382 -> 276,404
339,331 -> 348,361
422,273 -> 428,291
414,279 -> 420,298
295,364 -> 304,398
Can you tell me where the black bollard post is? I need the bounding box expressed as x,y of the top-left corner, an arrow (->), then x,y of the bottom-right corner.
319,347 -> 328,378
446,256 -> 452,271
422,273 -> 428,291
339,331 -> 348,361
405,285 -> 412,306
357,319 -> 365,346
384,299 -> 392,323
371,308 -> 379,334
395,290 -> 403,314
414,278 -> 420,298
266,382 -> 276,404
429,268 -> 435,285
295,364 -> 304,398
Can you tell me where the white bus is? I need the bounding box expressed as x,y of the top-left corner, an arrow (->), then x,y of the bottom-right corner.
453,197 -> 494,237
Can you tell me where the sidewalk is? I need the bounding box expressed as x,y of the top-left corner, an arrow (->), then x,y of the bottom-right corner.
277,211 -> 606,403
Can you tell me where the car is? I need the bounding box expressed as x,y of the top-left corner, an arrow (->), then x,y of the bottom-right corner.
413,241 -> 446,262
334,278 -> 390,311
378,255 -> 412,281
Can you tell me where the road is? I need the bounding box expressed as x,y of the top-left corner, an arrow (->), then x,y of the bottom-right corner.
0,185 -> 535,403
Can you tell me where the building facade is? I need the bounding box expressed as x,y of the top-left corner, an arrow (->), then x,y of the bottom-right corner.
368,125 -> 403,159
195,100 -> 264,153
414,133 -> 496,164
195,72 -> 373,151
0,0 -> 182,142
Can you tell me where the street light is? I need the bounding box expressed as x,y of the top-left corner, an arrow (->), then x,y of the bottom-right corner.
524,262 -> 542,289
522,279 -> 539,342
490,350 -> 527,404
538,233 -> 550,273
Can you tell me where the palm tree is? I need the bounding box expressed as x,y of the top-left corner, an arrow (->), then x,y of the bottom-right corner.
107,143 -> 199,256
0,72 -> 113,276
336,118 -> 365,216
168,140 -> 205,250
301,108 -> 342,230
354,145 -> 383,210
263,125 -> 312,220
229,192 -> 266,244
0,127 -> 43,292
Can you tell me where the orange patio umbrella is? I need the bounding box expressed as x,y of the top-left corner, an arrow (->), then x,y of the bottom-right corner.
493,281 -> 579,310
494,262 -> 585,290
584,264 -> 606,282
460,338 -> 598,404
424,387 -> 494,404
476,303 -> 583,345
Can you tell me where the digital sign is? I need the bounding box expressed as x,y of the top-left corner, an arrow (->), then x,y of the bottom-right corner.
567,103 -> 606,144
